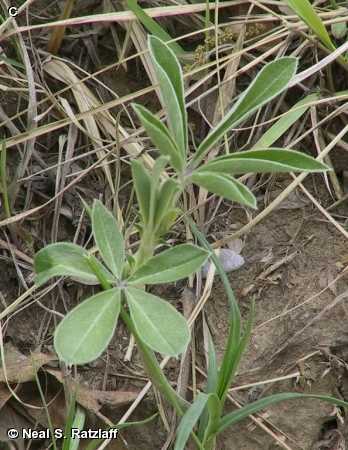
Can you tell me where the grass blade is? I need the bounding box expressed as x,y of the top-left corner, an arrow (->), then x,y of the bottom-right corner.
252,93 -> 319,149
286,0 -> 336,52
218,392 -> 348,434
187,220 -> 242,404
174,393 -> 208,450
85,414 -> 158,450
127,0 -> 186,56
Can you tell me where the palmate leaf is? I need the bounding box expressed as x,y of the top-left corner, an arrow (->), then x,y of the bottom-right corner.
191,171 -> 257,209
193,57 -> 298,166
132,103 -> 185,171
54,288 -> 121,365
34,242 -> 114,286
196,148 -> 330,174
128,244 -> 209,285
92,200 -> 125,279
125,287 -> 190,356
148,35 -> 187,156
218,392 -> 348,434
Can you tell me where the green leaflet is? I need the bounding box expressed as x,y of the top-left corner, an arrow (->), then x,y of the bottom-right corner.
125,287 -> 190,356
132,103 -> 185,171
191,171 -> 257,209
92,200 -> 125,279
34,242 -> 114,286
54,289 -> 121,365
154,178 -> 180,230
128,244 -> 209,285
131,160 -> 152,224
149,35 -> 187,156
156,208 -> 181,238
196,148 -> 330,174
193,57 -> 298,165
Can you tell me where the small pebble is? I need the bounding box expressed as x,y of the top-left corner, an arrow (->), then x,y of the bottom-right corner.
201,249 -> 245,278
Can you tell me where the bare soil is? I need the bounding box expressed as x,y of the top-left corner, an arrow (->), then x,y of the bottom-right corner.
5,175 -> 348,450
1,2 -> 348,448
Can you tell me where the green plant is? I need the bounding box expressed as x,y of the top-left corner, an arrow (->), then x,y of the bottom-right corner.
126,0 -> 187,57
285,0 -> 347,65
286,0 -> 337,53
34,36 -> 344,449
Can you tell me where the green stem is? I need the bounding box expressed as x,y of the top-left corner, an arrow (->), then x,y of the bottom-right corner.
120,306 -> 188,414
204,437 -> 216,450
187,219 -> 242,407
85,255 -> 111,290
87,252 -> 187,413
133,229 -> 156,272
121,300 -> 205,448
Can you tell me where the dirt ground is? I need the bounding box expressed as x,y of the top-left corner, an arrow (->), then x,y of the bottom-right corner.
125,175 -> 348,450
1,2 -> 348,448
204,176 -> 348,450
5,175 -> 348,450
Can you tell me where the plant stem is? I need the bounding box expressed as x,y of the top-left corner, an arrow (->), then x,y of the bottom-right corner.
187,219 -> 242,406
204,437 -> 216,450
87,257 -> 189,416
85,255 -> 112,290
133,230 -> 155,271
120,305 -> 188,414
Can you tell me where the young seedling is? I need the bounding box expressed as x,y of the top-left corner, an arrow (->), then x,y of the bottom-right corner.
34,36 -> 345,450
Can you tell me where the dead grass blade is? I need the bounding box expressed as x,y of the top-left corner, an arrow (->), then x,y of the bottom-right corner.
44,59 -> 116,194
0,1 -> 240,40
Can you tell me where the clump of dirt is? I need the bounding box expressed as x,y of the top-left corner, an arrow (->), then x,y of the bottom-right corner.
204,176 -> 348,449
4,175 -> 348,450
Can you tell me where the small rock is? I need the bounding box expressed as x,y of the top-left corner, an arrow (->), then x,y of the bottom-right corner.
201,249 -> 245,278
